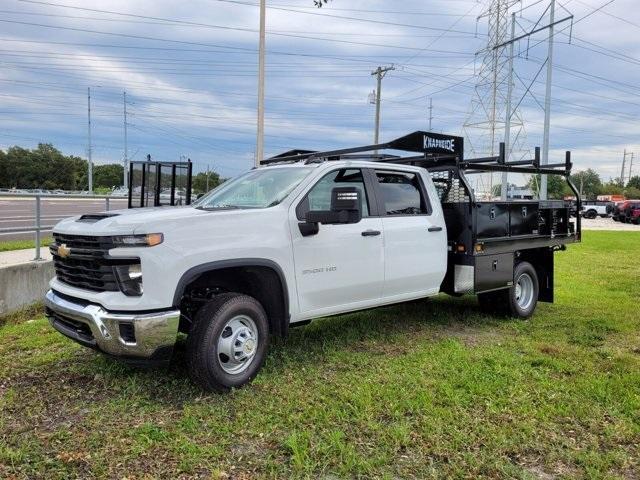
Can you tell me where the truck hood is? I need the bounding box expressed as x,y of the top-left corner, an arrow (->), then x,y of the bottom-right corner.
52,206 -> 257,236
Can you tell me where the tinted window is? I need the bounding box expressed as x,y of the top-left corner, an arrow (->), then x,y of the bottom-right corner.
375,171 -> 428,216
297,169 -> 369,220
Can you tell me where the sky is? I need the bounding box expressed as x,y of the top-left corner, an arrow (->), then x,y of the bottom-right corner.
1,0 -> 639,186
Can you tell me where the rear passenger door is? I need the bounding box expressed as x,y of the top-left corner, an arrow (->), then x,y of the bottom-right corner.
372,169 -> 447,299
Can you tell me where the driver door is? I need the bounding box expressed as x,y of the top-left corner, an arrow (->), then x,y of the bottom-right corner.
289,168 -> 385,317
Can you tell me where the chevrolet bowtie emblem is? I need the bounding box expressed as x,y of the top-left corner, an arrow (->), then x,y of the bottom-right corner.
58,243 -> 71,258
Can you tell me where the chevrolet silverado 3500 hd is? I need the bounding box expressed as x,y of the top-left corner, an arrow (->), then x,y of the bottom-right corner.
45,132 -> 581,392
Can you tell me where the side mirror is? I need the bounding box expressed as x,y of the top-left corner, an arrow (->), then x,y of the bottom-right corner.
299,187 -> 362,236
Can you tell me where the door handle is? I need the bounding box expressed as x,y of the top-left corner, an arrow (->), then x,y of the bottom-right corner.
428,226 -> 443,232
361,230 -> 381,237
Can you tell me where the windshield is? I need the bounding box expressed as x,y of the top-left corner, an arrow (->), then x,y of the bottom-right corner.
195,167 -> 314,209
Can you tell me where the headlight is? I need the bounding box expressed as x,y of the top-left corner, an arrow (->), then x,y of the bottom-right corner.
114,263 -> 143,296
112,233 -> 163,247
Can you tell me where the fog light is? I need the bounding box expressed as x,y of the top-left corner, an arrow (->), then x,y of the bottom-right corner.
114,263 -> 143,296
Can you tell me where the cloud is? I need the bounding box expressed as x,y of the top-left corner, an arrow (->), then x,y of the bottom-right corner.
0,0 -> 638,183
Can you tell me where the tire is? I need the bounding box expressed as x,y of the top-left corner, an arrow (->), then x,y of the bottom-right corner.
186,293 -> 269,393
478,261 -> 539,319
584,209 -> 597,219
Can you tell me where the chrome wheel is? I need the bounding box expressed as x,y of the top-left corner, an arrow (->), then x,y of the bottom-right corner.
515,272 -> 535,311
216,315 -> 259,375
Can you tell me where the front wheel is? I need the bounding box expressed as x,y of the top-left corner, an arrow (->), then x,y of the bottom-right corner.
478,261 -> 539,319
186,293 -> 269,392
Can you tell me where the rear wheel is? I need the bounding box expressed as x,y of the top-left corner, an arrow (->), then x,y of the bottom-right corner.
186,293 -> 269,392
478,261 -> 539,319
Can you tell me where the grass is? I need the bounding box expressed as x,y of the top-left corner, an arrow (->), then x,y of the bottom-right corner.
0,237 -> 52,253
1,231 -> 639,479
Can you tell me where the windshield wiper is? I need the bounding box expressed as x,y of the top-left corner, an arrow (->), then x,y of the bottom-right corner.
196,204 -> 241,210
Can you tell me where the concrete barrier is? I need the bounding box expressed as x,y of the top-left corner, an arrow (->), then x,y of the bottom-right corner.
0,260 -> 54,315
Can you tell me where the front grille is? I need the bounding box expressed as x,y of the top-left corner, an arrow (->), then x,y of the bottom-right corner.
51,234 -> 121,292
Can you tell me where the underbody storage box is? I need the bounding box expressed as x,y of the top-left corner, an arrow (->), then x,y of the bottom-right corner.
475,253 -> 514,293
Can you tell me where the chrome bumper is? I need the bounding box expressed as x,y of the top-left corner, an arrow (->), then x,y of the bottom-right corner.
44,290 -> 180,362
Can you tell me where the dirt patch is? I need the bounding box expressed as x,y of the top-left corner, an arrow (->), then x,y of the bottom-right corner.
442,326 -> 505,347
350,324 -> 505,356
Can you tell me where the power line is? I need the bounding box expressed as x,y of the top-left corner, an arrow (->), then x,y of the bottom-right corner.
571,0 -> 640,30
208,0 -> 484,34
16,0 -> 484,36
0,37 -> 474,62
0,18 -> 479,54
399,2 -> 481,64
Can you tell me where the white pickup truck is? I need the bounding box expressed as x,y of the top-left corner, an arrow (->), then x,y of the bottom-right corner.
45,132 -> 581,392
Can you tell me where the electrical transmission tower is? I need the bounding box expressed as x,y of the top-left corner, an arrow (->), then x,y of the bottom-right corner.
463,0 -> 526,198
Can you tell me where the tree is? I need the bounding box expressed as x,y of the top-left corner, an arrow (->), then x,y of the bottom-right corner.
600,180 -> 624,196
527,174 -> 571,199
192,170 -> 223,195
0,143 -> 122,191
1,144 -> 84,190
626,187 -> 640,199
94,164 -> 124,189
570,169 -> 602,200
627,176 -> 640,190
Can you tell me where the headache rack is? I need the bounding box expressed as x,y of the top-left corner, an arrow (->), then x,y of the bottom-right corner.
262,131 -> 574,175
263,131 -> 582,297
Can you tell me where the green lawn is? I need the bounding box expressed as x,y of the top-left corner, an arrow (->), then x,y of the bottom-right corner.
1,231 -> 639,479
0,237 -> 52,253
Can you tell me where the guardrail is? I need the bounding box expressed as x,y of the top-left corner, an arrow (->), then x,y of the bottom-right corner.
0,193 -> 128,261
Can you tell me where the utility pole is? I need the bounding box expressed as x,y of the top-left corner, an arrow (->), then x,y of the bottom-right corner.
540,0 -> 556,200
255,0 -> 266,167
428,97 -> 433,131
87,87 -> 93,193
621,150 -> 634,186
371,65 -> 395,146
123,90 -> 128,188
206,164 -> 211,191
501,12 -> 516,201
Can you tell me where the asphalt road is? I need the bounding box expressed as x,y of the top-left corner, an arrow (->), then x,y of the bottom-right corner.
0,196 -> 128,242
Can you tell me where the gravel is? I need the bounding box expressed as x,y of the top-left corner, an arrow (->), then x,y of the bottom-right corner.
580,217 -> 640,231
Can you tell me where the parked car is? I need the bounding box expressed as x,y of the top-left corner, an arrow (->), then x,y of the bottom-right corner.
629,203 -> 640,225
159,188 -> 186,205
581,201 -> 614,219
613,200 -> 640,222
110,186 -> 129,198
620,201 -> 640,224
44,131 -> 581,392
